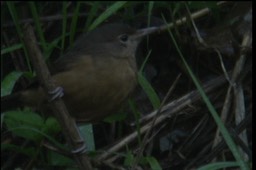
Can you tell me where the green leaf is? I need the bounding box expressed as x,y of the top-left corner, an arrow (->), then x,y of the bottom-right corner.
88,1 -> 127,31
3,111 -> 68,151
145,156 -> 162,170
137,50 -> 160,109
29,2 -> 47,53
4,110 -> 44,129
197,162 -> 239,170
6,2 -> 23,40
61,2 -> 68,56
4,110 -> 44,141
1,44 -> 23,55
124,151 -> 134,167
44,35 -> 65,60
42,117 -> 61,135
1,71 -> 23,97
147,1 -> 154,27
139,50 -> 152,72
69,2 -> 81,45
84,2 -> 101,31
138,72 -> 160,109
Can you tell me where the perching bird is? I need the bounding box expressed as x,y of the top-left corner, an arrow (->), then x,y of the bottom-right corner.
1,23 -> 157,122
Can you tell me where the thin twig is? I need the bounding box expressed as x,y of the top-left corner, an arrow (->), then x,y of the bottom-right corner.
131,74 -> 181,168
185,112 -> 252,169
212,31 -> 251,155
97,72 -> 229,161
22,24 -> 92,170
154,1 -> 229,33
233,32 -> 251,161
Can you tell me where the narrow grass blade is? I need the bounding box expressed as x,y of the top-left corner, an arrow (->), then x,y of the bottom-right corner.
163,16 -> 249,170
88,1 -> 127,31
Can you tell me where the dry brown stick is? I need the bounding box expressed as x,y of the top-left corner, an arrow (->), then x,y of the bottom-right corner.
97,72 -> 229,162
125,2 -> 230,39
212,32 -> 251,152
233,32 -> 251,161
183,3 -> 251,164
185,111 -> 252,169
183,0 -> 233,154
152,1 -> 229,33
22,24 -> 92,170
181,2 -> 240,157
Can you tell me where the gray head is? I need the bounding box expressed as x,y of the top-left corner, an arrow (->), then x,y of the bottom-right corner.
70,23 -> 157,59
54,23 -> 157,71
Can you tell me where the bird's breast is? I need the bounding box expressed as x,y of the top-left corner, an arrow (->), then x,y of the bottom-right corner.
53,55 -> 137,121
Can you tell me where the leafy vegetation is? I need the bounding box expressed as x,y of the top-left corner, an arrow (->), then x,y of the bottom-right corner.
1,1 -> 251,170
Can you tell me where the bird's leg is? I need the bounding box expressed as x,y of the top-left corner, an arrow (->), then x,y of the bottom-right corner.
48,87 -> 87,154
71,126 -> 87,154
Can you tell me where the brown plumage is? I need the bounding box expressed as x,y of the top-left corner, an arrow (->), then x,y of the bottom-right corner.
2,23 -> 157,122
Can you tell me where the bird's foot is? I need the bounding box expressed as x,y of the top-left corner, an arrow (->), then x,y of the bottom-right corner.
48,86 -> 64,101
71,140 -> 87,154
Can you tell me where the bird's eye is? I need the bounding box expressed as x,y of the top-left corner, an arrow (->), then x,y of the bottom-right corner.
119,34 -> 129,42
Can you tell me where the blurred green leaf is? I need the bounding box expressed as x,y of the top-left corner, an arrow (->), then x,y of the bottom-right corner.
138,50 -> 160,109
60,2 -> 69,56
198,162 -> 239,170
124,151 -> 134,167
1,44 -> 23,55
42,117 -> 61,135
4,110 -> 44,141
29,2 -> 48,54
3,110 -> 68,151
1,71 -> 23,97
147,1 -> 154,27
6,2 -> 23,40
84,2 -> 101,31
88,1 -> 127,31
69,2 -> 81,45
6,2 -> 32,72
44,35 -> 65,60
138,72 -> 160,109
145,156 -> 162,170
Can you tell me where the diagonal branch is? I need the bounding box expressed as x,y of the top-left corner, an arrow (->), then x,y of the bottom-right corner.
22,23 -> 92,170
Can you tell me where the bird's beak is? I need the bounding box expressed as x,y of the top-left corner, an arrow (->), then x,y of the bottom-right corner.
131,27 -> 158,40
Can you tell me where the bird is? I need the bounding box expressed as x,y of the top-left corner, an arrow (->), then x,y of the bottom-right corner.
1,23 -> 157,122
